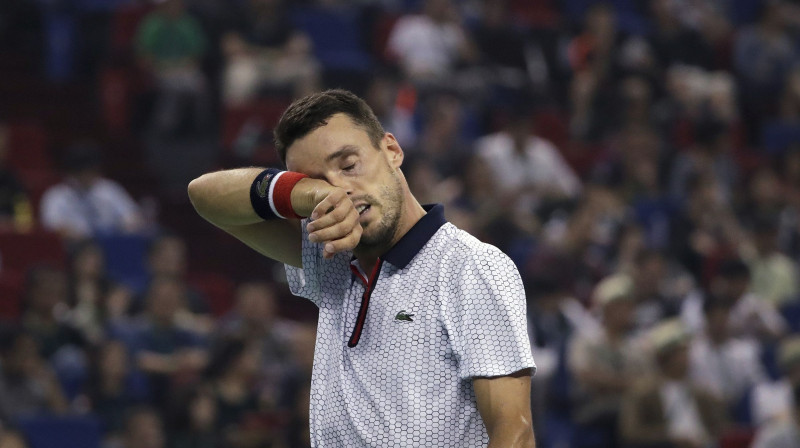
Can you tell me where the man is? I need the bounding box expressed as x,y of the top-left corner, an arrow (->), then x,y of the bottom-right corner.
39,144 -> 144,241
188,89 -> 536,447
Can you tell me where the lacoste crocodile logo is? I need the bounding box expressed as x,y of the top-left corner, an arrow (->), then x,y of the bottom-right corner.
395,310 -> 414,322
256,173 -> 272,198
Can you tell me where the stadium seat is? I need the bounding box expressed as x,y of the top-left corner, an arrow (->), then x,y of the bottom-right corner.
189,272 -> 235,317
96,233 -> 152,293
111,3 -> 155,54
291,6 -> 372,72
718,428 -> 755,448
17,168 -> 61,217
0,229 -> 65,272
17,415 -> 101,448
6,121 -> 52,172
0,271 -> 24,320
222,98 -> 289,165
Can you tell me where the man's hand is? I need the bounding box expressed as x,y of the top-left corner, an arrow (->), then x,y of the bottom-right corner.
293,179 -> 362,259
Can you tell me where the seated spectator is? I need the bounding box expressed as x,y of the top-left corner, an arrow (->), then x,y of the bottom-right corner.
745,215 -> 799,307
39,145 -> 145,241
219,281 -> 298,408
689,297 -> 766,414
681,258 -> 787,341
386,0 -> 476,84
204,338 -> 275,448
221,0 -> 321,106
620,320 -> 727,448
167,386 -> 219,448
0,125 -> 33,231
752,382 -> 800,448
67,240 -> 133,345
568,274 -> 648,448
21,265 -> 85,360
84,341 -> 144,438
0,331 -> 68,421
117,407 -> 165,448
135,276 -> 208,408
475,103 -> 582,214
752,336 -> 800,426
140,234 -> 208,314
135,0 -> 209,135
0,431 -> 28,448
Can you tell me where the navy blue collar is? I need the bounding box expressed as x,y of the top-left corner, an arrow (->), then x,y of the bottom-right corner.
382,204 -> 447,269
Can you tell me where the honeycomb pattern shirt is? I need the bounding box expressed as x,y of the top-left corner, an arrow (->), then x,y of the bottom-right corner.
284,204 -> 535,447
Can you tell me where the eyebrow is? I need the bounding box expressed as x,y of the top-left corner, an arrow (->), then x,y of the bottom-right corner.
325,145 -> 360,163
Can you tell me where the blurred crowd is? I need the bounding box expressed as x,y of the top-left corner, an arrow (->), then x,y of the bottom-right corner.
1,0 -> 800,447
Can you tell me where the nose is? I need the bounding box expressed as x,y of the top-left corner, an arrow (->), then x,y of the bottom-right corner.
326,173 -> 353,195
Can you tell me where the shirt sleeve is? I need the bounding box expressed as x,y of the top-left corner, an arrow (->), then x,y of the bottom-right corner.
443,245 -> 536,379
284,219 -> 351,307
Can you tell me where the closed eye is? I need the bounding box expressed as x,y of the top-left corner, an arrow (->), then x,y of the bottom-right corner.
343,164 -> 356,171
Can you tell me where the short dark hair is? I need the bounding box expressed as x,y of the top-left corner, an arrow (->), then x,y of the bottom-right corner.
273,89 -> 385,164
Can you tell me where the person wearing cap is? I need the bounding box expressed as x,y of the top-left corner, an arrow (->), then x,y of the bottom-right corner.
752,336 -> 800,426
620,319 -> 726,448
40,144 -> 145,241
567,274 -> 648,448
752,382 -> 800,448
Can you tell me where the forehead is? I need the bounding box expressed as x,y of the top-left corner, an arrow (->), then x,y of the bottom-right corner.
285,113 -> 374,172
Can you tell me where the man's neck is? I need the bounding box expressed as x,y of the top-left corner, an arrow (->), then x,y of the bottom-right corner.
355,193 -> 426,272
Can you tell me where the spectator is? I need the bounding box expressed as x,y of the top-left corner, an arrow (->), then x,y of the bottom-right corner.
568,274 -> 648,448
752,336 -> 800,426
475,102 -> 582,214
647,0 -> 715,70
752,382 -> 800,448
21,265 -> 84,360
681,258 -> 787,341
734,0 -> 797,116
135,276 -> 208,408
118,407 -> 165,448
138,234 -> 211,333
745,215 -> 799,307
688,297 -> 766,414
619,320 -> 727,448
39,145 -> 145,241
136,0 -> 209,135
167,386 -> 219,448
84,341 -> 143,438
386,0 -> 477,84
0,331 -> 68,421
0,431 -> 28,448
279,324 -> 316,448
205,338 -> 273,448
0,124 -> 32,231
67,240 -> 133,345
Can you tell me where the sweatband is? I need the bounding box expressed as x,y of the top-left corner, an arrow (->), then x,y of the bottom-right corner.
249,169 -> 308,220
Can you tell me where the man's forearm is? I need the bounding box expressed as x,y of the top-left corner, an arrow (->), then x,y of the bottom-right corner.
487,421 -> 536,448
188,168 -> 265,227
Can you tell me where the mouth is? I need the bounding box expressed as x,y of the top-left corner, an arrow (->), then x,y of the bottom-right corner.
355,204 -> 371,216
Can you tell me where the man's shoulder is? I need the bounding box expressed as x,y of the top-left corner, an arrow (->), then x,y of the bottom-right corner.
428,224 -> 516,271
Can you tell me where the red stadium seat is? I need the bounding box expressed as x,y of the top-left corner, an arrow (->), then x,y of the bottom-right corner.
17,169 -> 62,220
0,271 -> 24,320
221,98 -> 290,164
111,3 -> 155,54
6,121 -> 52,172
188,272 -> 235,317
0,229 -> 65,273
719,428 -> 755,448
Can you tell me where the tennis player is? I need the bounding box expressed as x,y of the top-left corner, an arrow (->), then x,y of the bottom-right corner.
188,89 -> 536,447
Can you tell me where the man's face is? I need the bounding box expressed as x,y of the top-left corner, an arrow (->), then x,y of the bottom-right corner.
285,114 -> 405,253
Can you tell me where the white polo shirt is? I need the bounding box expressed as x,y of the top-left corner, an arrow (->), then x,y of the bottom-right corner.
285,204 -> 535,447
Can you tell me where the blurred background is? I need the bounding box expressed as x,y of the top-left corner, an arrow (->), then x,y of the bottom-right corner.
0,0 -> 799,447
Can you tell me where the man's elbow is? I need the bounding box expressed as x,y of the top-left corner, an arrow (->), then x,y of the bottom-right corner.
187,175 -> 213,218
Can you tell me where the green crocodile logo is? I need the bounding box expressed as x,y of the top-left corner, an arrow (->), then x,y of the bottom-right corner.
395,310 -> 414,322
256,173 -> 272,198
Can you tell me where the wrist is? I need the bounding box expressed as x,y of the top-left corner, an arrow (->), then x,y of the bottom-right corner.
250,169 -> 308,220
290,178 -> 334,218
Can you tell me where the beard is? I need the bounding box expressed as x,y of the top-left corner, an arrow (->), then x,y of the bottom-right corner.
356,172 -> 404,253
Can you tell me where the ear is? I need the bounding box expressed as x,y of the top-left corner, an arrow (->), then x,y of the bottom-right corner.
383,133 -> 404,170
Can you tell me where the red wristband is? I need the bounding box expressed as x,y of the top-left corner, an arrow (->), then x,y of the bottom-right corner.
271,171 -> 308,219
